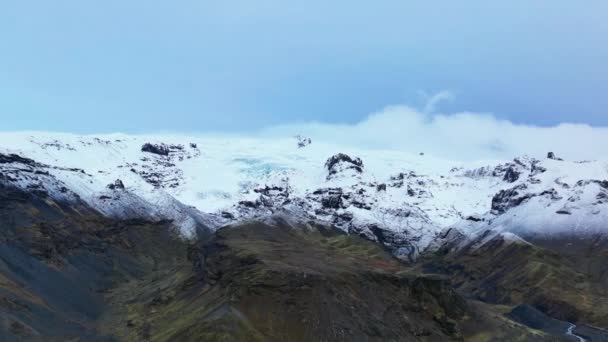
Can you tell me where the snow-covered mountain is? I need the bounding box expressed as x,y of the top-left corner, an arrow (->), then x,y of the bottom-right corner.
1,132 -> 607,260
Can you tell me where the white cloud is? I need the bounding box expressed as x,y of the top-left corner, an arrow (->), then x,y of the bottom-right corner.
422,90 -> 455,114
261,103 -> 608,161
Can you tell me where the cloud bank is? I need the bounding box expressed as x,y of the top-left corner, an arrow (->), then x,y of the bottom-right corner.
261,104 -> 608,161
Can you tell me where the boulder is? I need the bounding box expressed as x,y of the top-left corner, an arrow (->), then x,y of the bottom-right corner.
141,143 -> 170,156
107,179 -> 125,190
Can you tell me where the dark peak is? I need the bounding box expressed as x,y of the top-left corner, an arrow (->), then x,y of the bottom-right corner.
547,152 -> 563,161
325,153 -> 363,170
324,153 -> 364,180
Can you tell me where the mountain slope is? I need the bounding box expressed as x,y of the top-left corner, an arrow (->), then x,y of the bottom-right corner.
0,184 -> 571,341
2,132 -> 607,260
1,132 -> 608,339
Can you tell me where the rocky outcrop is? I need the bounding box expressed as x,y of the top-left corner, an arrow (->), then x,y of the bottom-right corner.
141,143 -> 170,156
107,179 -> 125,190
0,153 -> 40,166
547,152 -> 563,161
502,166 -> 521,183
491,185 -> 561,215
325,153 -> 364,180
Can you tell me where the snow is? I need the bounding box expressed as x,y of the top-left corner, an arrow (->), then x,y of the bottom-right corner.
1,131 -> 607,251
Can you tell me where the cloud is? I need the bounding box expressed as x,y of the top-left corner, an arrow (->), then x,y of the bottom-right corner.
422,90 -> 455,114
260,103 -> 608,161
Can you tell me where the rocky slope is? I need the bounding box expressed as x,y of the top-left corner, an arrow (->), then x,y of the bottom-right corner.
0,184 -> 580,341
1,132 -> 607,259
1,132 -> 608,339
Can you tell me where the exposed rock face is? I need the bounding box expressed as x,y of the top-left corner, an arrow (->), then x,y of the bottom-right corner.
547,152 -> 563,161
555,209 -> 572,215
491,184 -> 532,214
0,153 -> 40,166
107,179 -> 125,190
325,153 -> 364,180
321,196 -> 343,210
465,215 -> 483,222
141,143 -> 170,156
491,184 -> 560,215
502,166 -> 521,183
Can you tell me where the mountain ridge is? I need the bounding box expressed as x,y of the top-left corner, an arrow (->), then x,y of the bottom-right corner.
1,131 -> 608,339
1,132 -> 606,259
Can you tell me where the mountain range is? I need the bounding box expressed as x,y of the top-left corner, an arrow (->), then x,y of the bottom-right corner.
0,132 -> 607,341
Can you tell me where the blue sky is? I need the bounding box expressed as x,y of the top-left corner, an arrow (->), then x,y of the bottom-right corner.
1,1 -> 607,133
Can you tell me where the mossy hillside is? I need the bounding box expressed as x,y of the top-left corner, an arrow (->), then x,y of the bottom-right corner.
422,236 -> 608,328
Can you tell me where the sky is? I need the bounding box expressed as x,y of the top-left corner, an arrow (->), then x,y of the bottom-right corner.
0,1 -> 607,135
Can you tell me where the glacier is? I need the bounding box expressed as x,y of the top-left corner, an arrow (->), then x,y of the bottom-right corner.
1,131 -> 607,260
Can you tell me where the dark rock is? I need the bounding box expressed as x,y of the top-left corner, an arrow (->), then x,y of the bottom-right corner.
376,183 -> 387,192
325,153 -> 364,179
465,215 -> 483,222
351,200 -> 372,210
502,167 -> 521,183
0,153 -> 40,166
254,185 -> 285,196
238,200 -> 260,209
260,195 -> 274,207
189,143 -> 197,148
334,212 -> 354,223
530,161 -> 547,176
491,184 -> 532,214
221,212 -> 235,219
107,179 -> 125,190
321,195 -> 343,209
547,152 -> 563,161
491,187 -> 560,215
141,143 -> 170,156
555,209 -> 572,215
